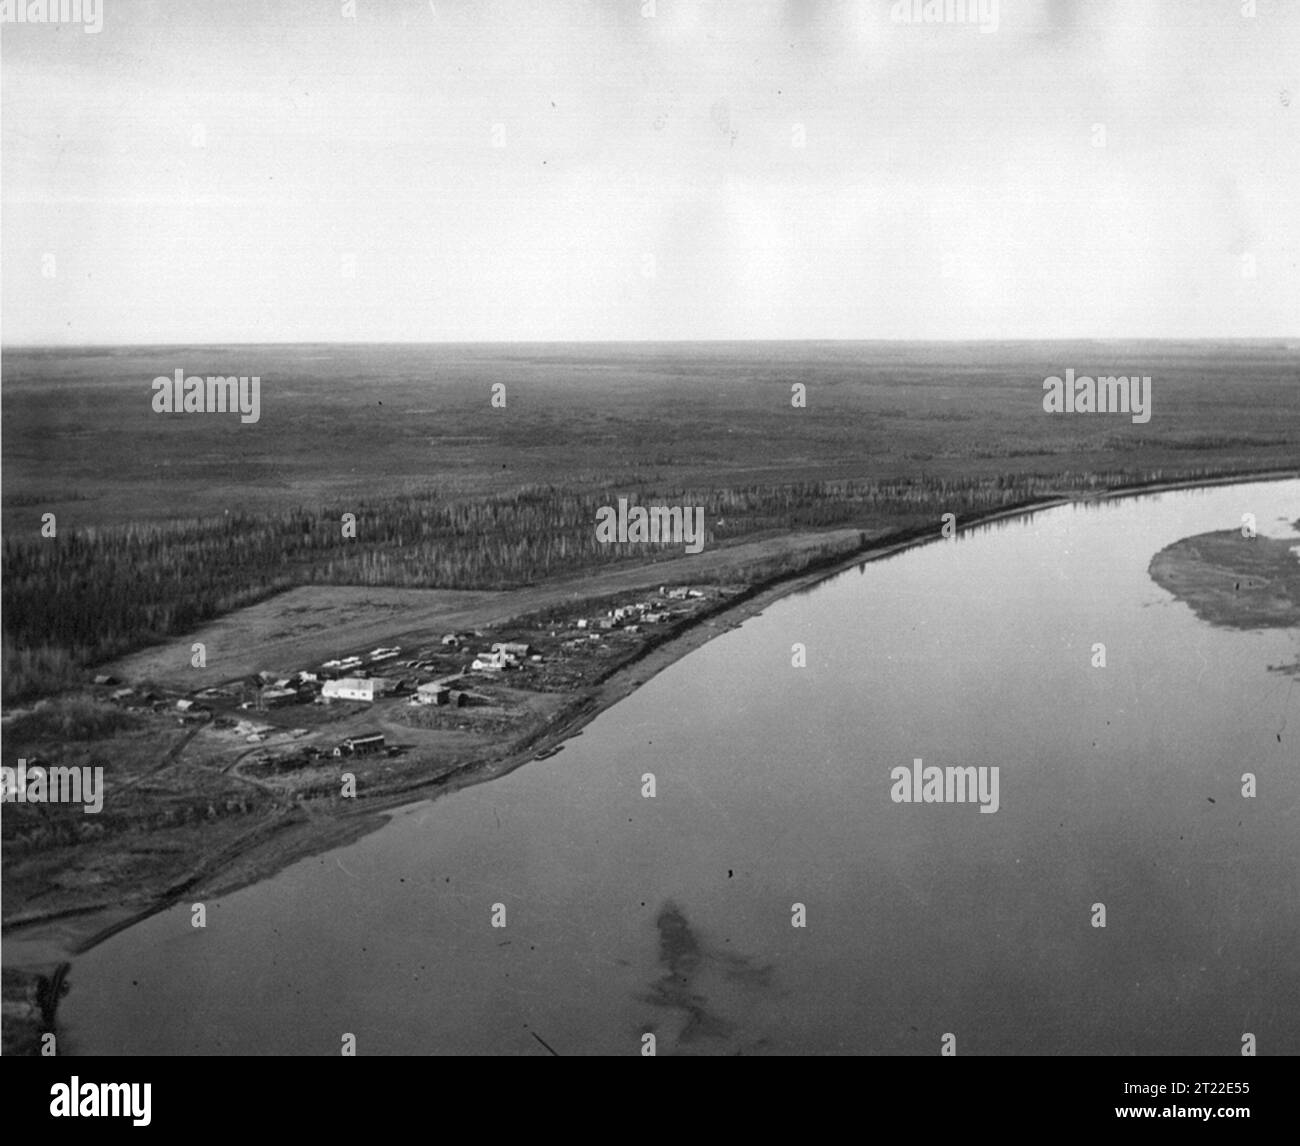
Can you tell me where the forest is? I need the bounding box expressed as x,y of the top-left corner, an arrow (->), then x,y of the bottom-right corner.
1,464 -> 1237,702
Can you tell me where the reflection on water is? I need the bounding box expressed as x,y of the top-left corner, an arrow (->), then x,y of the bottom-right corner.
641,901 -> 775,1053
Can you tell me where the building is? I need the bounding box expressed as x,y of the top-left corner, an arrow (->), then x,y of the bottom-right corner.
333,731 -> 385,756
323,677 -> 377,702
261,687 -> 301,708
472,651 -> 515,672
491,641 -> 533,657
233,719 -> 270,738
413,682 -> 450,706
322,677 -> 399,702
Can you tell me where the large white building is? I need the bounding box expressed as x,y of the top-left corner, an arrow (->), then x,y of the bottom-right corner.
322,677 -> 395,702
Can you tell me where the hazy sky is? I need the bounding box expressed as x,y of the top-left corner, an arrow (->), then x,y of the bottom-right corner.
2,0 -> 1297,343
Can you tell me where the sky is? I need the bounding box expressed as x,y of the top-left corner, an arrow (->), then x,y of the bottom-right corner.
2,0 -> 1298,344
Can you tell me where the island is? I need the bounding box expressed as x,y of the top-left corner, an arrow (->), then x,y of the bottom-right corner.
1148,524 -> 1300,632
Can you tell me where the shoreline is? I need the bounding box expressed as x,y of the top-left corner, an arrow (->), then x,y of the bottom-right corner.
4,468 -> 1296,977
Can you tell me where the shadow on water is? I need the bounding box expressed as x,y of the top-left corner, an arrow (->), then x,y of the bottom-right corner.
639,901 -> 776,1055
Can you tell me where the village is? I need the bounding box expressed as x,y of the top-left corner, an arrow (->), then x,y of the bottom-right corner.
84,584 -> 731,791
0,577 -> 742,1057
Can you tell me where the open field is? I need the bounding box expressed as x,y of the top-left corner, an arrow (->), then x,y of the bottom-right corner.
5,340 -> 1298,528
105,527 -> 866,688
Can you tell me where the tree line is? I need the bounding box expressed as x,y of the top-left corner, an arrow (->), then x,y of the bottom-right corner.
2,466 -> 1222,701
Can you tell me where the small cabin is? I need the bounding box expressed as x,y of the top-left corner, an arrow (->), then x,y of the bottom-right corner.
334,732 -> 386,757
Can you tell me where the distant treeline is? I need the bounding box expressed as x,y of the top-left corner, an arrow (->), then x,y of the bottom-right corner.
0,466 -> 1232,701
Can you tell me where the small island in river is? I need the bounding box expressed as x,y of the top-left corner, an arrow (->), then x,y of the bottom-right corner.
1148,524 -> 1300,632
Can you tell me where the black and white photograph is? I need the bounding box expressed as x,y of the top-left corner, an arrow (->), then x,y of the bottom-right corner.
2,0 -> 1298,1098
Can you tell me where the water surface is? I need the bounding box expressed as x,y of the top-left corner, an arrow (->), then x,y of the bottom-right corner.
63,480 -> 1300,1055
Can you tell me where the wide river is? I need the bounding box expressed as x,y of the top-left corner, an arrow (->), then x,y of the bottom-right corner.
63,480 -> 1299,1056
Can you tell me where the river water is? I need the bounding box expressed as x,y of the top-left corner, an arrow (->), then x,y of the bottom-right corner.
62,480 -> 1300,1055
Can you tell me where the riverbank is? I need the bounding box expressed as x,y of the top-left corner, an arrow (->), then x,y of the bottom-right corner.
187,463 -> 1300,845
4,466 -> 1296,1053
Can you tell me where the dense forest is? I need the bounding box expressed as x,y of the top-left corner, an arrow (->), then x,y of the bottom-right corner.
1,466 -> 1236,701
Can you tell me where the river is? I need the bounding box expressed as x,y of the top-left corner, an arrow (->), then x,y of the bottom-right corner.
62,479 -> 1300,1055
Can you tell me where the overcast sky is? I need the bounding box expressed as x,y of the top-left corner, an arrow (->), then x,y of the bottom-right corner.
2,0 -> 1297,344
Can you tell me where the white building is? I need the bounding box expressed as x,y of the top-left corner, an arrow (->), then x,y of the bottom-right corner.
322,677 -> 377,702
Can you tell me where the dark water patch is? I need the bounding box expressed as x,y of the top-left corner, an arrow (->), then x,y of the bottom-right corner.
639,901 -> 774,1052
